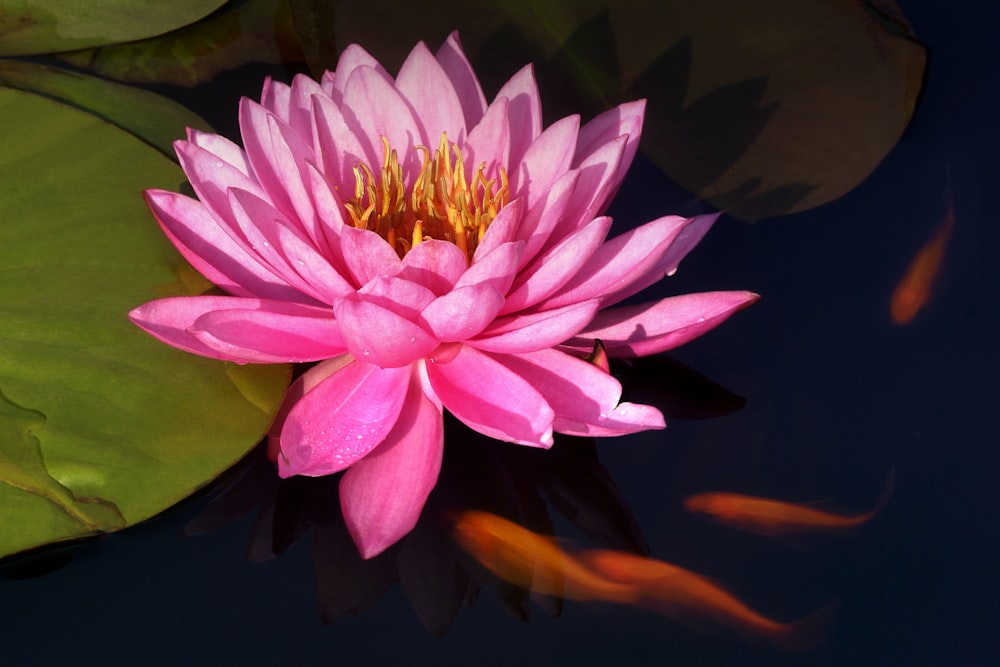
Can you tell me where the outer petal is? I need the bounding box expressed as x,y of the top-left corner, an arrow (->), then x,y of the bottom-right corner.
189,302 -> 346,363
335,295 -> 439,368
489,348 -> 665,436
174,138 -> 265,228
128,296 -> 321,362
278,361 -> 411,477
340,374 -> 444,558
600,212 -> 720,307
563,291 -> 760,357
426,345 -> 554,447
185,128 -> 250,176
143,190 -> 301,301
538,214 -> 696,310
267,355 -> 355,460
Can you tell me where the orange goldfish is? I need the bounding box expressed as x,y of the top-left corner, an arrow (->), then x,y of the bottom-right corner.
577,549 -> 834,650
452,510 -> 634,604
890,190 -> 954,324
684,469 -> 895,537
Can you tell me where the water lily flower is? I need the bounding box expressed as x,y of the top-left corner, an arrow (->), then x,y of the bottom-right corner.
129,32 -> 758,558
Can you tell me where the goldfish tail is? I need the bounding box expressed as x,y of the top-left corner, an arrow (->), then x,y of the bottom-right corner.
775,601 -> 839,652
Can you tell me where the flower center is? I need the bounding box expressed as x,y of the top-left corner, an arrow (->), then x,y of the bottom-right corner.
343,134 -> 509,261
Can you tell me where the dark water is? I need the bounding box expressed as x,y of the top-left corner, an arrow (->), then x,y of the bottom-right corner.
3,1 -> 997,664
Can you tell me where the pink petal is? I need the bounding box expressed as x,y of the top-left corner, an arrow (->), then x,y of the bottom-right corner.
574,100 -> 645,200
463,95 -> 510,179
471,198 -> 522,262
490,348 -> 665,436
426,344 -> 554,447
174,138 -> 265,229
341,66 -> 424,177
310,93 -> 370,193
515,169 -> 581,265
600,212 -> 720,307
398,239 -> 468,295
340,374 -> 444,558
501,216 -> 612,313
456,240 -> 524,295
419,283 -> 505,341
563,291 -> 760,357
227,189 -> 352,303
143,190 -> 302,302
260,76 -> 291,122
470,300 -> 600,354
189,301 -> 346,363
555,136 -> 626,239
185,128 -> 249,176
334,295 -> 439,368
327,43 -> 387,104
238,100 -> 320,239
287,73 -> 328,138
509,114 -> 579,210
396,41 -> 467,143
278,360 -> 411,477
435,32 -> 487,128
493,64 -> 542,167
267,355 -> 355,457
339,226 -> 402,287
129,295 -> 312,362
538,214 -> 697,310
356,275 -> 437,319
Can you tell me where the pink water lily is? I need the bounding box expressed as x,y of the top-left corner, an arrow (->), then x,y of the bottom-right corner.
129,32 -> 757,558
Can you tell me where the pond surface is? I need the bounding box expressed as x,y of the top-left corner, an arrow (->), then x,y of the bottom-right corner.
2,1 -> 997,665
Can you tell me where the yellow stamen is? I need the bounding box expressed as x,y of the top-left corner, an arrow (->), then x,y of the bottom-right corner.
342,133 -> 509,261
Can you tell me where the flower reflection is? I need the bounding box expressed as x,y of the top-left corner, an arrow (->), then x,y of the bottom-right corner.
130,31 -> 757,558
186,422 -> 654,634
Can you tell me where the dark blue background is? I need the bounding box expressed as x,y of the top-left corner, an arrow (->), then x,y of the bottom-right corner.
3,1 -> 996,664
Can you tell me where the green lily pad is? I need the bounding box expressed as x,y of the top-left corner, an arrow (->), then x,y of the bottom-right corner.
0,0 -> 228,56
0,86 -> 291,559
0,59 -> 212,157
331,0 -> 925,221
55,0 -> 304,87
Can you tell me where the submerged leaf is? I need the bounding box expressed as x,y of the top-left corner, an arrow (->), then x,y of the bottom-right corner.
333,0 -> 926,220
0,87 -> 290,558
